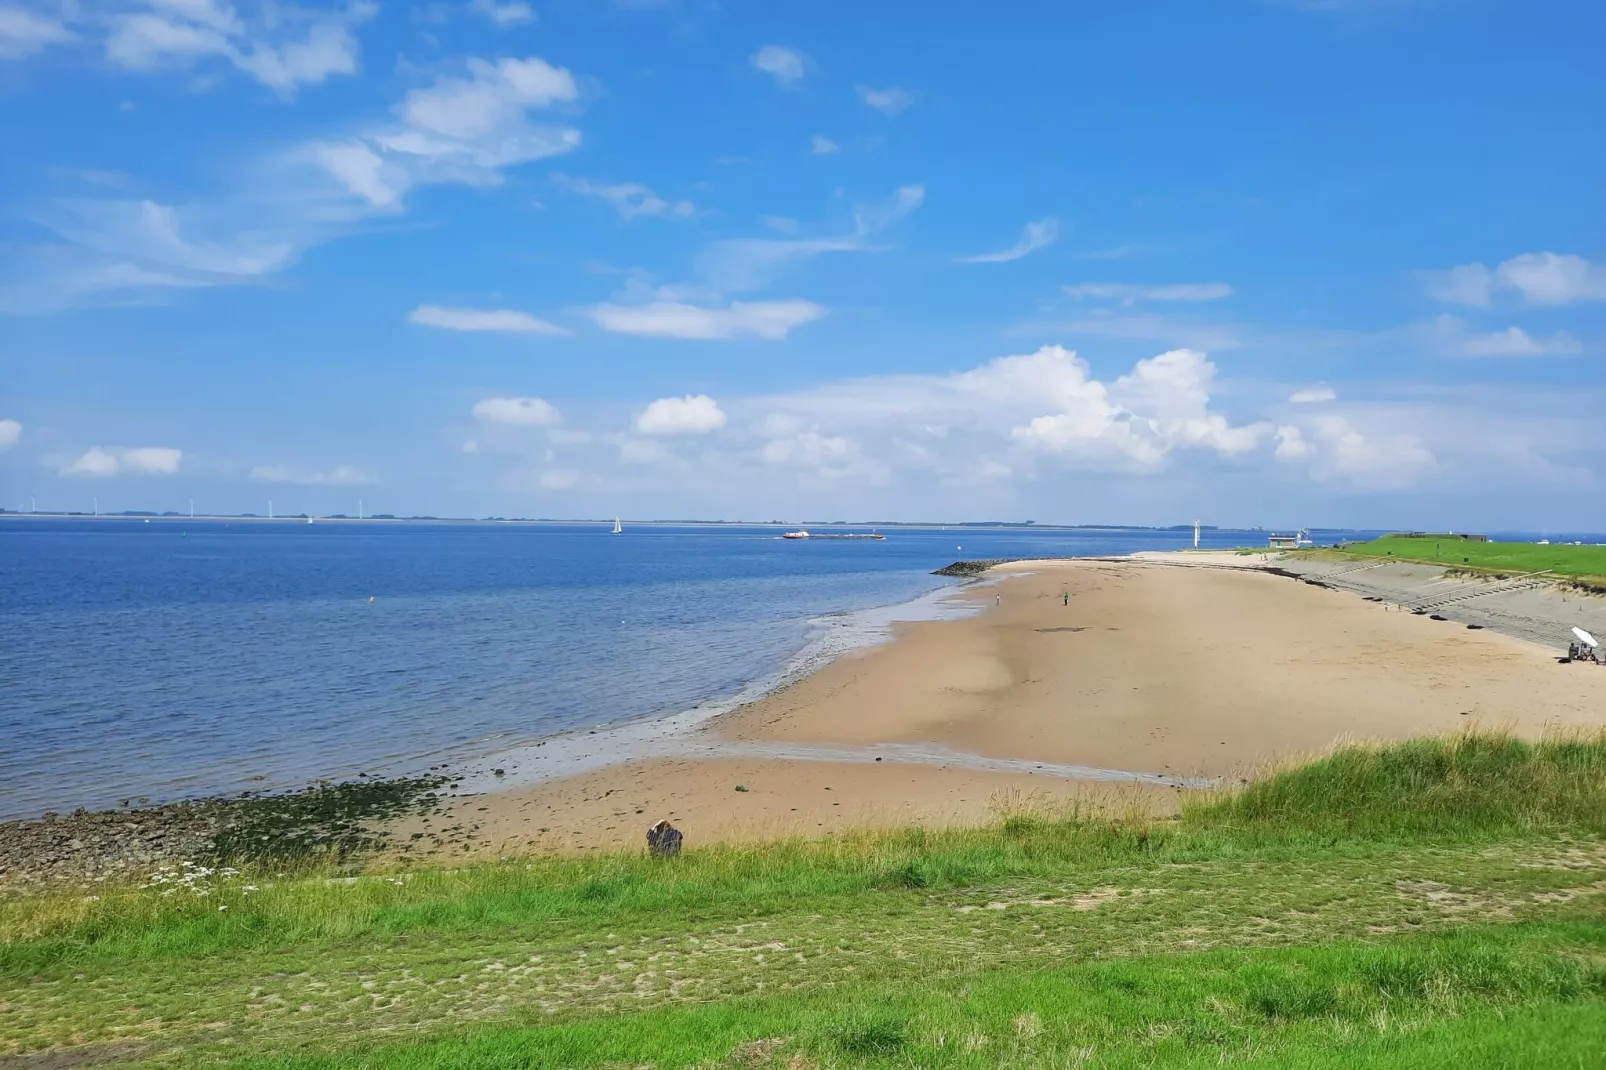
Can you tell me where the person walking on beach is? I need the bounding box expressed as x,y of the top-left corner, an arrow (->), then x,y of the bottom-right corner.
1063,591 -> 1069,606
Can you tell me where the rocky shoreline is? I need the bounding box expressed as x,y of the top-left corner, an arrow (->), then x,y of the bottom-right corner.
0,775 -> 455,892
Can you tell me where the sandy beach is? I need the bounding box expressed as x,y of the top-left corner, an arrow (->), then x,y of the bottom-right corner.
394,554 -> 1606,857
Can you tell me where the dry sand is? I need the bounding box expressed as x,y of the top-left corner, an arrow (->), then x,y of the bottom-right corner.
393,555 -> 1605,858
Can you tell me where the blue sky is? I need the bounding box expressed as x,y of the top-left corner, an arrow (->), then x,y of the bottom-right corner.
2,0 -> 1603,527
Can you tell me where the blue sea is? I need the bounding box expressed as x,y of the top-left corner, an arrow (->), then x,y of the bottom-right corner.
2,519 -> 1364,820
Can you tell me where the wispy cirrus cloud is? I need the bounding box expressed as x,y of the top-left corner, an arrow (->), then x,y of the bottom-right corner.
0,418 -> 20,447
409,305 -> 570,334
1063,282 -> 1233,304
591,298 -> 824,341
956,218 -> 1059,264
8,52 -> 585,313
249,463 -> 371,485
550,174 -> 694,220
1423,314 -> 1582,358
0,5 -> 75,58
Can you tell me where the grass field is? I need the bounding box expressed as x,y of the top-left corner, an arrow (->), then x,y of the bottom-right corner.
1332,533 -> 1606,586
2,732 -> 1604,1067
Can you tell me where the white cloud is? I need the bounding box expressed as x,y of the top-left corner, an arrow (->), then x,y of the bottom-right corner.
104,0 -> 373,97
764,215 -> 798,234
461,439 -> 480,453
697,185 -> 924,293
1049,313 -> 1241,352
473,396 -> 562,426
635,394 -> 727,435
0,418 -> 20,447
551,174 -> 694,220
956,218 -> 1059,264
1273,424 -> 1314,461
409,304 -> 569,334
249,463 -> 370,485
538,469 -> 578,490
0,6 -> 75,58
856,84 -> 914,116
1273,413 -> 1436,488
745,345 -> 1268,482
592,299 -> 824,340
1422,262 -> 1494,307
1496,252 -> 1606,306
471,0 -> 534,26
1458,326 -> 1582,358
61,445 -> 182,476
810,135 -> 839,155
750,45 -> 806,87
1425,314 -> 1582,358
1063,282 -> 1233,303
16,52 -> 585,311
1425,252 -> 1606,308
1289,385 -> 1337,404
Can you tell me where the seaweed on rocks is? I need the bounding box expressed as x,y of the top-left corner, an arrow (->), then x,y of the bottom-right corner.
0,774 -> 454,890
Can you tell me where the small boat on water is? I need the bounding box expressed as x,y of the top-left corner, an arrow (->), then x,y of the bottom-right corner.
611,517 -> 623,534
783,529 -> 884,540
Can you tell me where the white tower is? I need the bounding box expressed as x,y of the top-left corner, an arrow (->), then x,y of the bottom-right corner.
1193,518 -> 1201,549
268,499 -> 274,520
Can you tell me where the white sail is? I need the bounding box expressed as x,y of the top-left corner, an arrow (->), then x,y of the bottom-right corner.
612,516 -> 623,534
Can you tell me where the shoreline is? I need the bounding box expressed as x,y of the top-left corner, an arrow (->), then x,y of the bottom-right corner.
391,552 -> 1604,857
8,550 -> 1604,880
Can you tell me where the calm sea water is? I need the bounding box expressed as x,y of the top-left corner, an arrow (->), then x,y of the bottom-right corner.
1,520 -> 1361,820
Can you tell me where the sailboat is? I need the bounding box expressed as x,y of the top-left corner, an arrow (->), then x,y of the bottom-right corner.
611,517 -> 623,534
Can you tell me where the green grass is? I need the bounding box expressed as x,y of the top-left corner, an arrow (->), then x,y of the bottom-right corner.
233,925 -> 1606,1069
3,732 -> 1605,1067
1327,533 -> 1606,586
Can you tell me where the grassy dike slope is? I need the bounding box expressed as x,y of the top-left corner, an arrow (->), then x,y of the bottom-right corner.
1334,533 -> 1606,588
3,734 -> 1605,1068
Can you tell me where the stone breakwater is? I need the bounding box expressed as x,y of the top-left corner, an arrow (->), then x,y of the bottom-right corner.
0,775 -> 455,891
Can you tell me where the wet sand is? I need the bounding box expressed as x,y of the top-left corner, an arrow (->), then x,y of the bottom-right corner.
393,555 -> 1606,857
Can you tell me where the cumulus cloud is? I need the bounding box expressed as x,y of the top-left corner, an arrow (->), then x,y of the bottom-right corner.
470,0 -> 534,26
856,84 -> 914,115
551,174 -> 694,221
0,418 -> 19,447
249,464 -> 371,485
473,396 -> 562,426
591,299 -> 824,340
810,135 -> 839,155
1289,385 -> 1337,404
744,345 -> 1269,483
0,6 -> 75,58
1424,252 -> 1606,308
635,394 -> 727,435
955,218 -> 1059,264
60,445 -> 182,476
409,304 -> 569,334
1063,282 -> 1233,303
750,44 -> 805,87
1273,413 -> 1436,488
103,0 -> 374,97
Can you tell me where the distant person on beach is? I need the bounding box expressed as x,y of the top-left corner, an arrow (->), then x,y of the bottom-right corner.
1063,592 -> 1069,606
